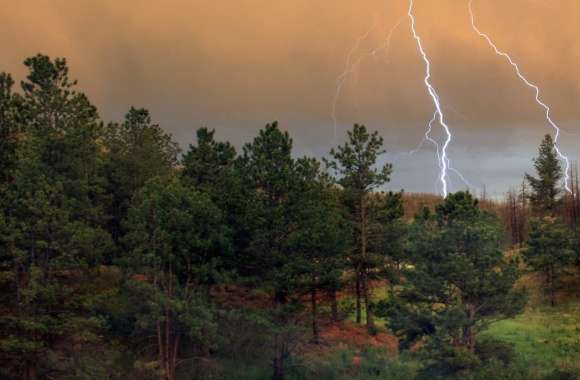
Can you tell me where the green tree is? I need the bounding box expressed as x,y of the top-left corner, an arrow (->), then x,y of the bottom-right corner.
21,55 -> 108,224
0,55 -> 111,379
123,177 -> 230,380
238,122 -> 298,301
181,127 -> 236,193
0,72 -> 21,272
104,107 -> 179,244
180,127 -> 252,272
374,191 -> 407,288
325,123 -> 392,331
239,122 -> 320,380
384,192 -> 525,375
0,73 -> 21,186
524,217 -> 573,306
525,134 -> 563,215
288,157 -> 351,343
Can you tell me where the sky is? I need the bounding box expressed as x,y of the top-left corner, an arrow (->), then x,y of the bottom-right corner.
2,0 -> 580,197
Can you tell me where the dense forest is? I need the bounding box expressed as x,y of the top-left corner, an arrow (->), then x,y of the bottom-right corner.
0,55 -> 578,380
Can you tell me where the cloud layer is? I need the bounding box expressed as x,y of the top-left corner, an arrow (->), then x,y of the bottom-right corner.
2,0 -> 580,195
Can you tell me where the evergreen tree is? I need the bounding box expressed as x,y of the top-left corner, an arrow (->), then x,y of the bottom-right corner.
21,55 -> 108,223
123,177 -> 230,380
374,191 -> 407,288
238,122 -> 297,300
238,122 -> 311,380
0,73 -> 21,186
181,127 -> 251,271
288,157 -> 351,343
181,127 -> 236,193
0,55 -> 112,378
384,192 -> 525,375
525,134 -> 563,214
0,72 -> 21,270
524,217 -> 573,306
103,107 -> 179,244
325,123 -> 392,331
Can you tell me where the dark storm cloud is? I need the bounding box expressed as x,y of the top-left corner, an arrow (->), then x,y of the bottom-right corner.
1,0 -> 579,194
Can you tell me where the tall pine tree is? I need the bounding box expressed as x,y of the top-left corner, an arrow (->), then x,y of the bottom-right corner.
103,107 -> 179,245
0,55 -> 112,378
325,124 -> 392,331
524,217 -> 573,306
525,134 -> 563,215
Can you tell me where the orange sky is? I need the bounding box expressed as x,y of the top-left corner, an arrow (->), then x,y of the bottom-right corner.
2,0 -> 580,194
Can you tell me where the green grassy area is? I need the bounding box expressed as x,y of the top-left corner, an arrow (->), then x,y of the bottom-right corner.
327,280 -> 580,378
484,301 -> 580,374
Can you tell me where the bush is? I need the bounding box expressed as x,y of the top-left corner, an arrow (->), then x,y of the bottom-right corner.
543,368 -> 578,380
416,337 -> 523,379
417,343 -> 481,379
475,337 -> 516,366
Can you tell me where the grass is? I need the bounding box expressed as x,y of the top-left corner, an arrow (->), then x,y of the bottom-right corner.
484,301 -> 580,374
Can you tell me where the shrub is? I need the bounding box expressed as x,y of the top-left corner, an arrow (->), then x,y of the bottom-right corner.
475,337 -> 516,366
543,368 -> 578,380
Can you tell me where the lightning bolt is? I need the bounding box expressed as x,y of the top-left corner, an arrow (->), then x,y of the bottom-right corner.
333,5 -> 472,196
332,18 -> 403,140
468,0 -> 571,193
408,0 -> 454,197
332,24 -> 376,140
369,18 -> 404,59
408,111 -> 476,192
409,112 -> 438,156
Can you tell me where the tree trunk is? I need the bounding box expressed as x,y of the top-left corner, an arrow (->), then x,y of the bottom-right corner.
464,305 -> 476,352
272,290 -> 288,380
23,361 -> 37,380
355,272 -> 361,324
165,309 -> 171,379
311,287 -> 319,344
170,335 -> 180,380
548,265 -> 556,307
330,287 -> 339,322
157,319 -> 164,371
12,241 -> 21,313
272,334 -> 285,380
160,268 -> 178,380
362,269 -> 374,331
360,195 -> 374,331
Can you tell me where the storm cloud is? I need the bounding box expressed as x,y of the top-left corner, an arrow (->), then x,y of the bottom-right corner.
2,0 -> 580,195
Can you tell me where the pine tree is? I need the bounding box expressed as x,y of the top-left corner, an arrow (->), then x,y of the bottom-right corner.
0,73 -> 21,186
238,122 -> 297,298
181,127 -> 236,193
325,124 -> 392,331
103,107 -> 179,245
0,72 -> 21,271
180,127 -> 252,272
123,177 -> 230,380
374,191 -> 407,287
237,122 -> 303,380
288,157 -> 351,343
525,134 -> 563,215
384,192 -> 525,375
0,55 -> 112,378
524,217 -> 573,306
